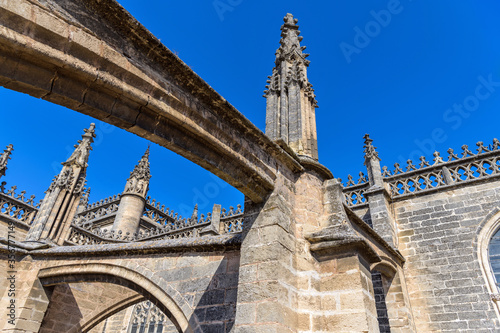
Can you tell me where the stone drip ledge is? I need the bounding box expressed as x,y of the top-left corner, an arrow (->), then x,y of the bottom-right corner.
19,233 -> 242,257
0,236 -> 50,251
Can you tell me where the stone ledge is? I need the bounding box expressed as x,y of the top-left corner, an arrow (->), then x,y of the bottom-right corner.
26,234 -> 242,257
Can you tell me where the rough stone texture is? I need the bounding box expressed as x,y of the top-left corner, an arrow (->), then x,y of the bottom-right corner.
394,180 -> 500,332
39,282 -> 138,333
112,194 -> 146,236
0,249 -> 240,332
1,0 -> 500,332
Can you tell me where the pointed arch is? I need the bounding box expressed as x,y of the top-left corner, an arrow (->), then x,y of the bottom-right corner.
37,263 -> 197,333
476,207 -> 500,320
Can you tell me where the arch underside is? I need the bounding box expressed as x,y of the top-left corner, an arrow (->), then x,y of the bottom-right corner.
0,0 -> 306,203
37,264 -> 195,333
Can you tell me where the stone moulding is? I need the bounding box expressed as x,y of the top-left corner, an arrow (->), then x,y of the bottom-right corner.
306,204 -> 404,271
25,233 -> 242,257
297,155 -> 334,180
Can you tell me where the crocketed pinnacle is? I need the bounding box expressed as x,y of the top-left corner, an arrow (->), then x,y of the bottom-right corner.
0,144 -> 13,177
264,13 -> 319,160
129,147 -> 151,182
363,134 -> 379,160
81,187 -> 91,206
275,13 -> 310,66
63,123 -> 96,167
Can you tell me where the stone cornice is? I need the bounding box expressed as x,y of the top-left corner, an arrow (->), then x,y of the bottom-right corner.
2,234 -> 242,257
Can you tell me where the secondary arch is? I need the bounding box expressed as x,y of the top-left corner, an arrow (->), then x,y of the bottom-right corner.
37,263 -> 196,333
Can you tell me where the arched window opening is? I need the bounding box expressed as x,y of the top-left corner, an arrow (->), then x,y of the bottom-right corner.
128,301 -> 166,333
489,228 -> 500,291
477,210 -> 500,320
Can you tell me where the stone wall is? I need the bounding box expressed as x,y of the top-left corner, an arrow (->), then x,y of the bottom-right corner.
0,244 -> 241,333
39,282 -> 137,333
395,180 -> 500,332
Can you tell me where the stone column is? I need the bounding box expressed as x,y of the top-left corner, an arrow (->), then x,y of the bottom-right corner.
112,148 -> 151,237
112,194 -> 146,236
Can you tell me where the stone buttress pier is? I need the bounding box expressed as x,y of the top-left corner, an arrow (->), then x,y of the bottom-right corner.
233,13 -> 411,333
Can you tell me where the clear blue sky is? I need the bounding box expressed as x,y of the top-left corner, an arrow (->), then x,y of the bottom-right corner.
1,0 -> 500,217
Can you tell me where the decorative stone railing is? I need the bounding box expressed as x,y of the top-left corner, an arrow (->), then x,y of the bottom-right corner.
85,194 -> 121,210
342,182 -> 369,208
143,197 -> 180,227
220,205 -> 244,233
139,204 -> 244,241
0,182 -> 40,225
74,195 -> 121,225
69,200 -> 245,245
384,140 -> 500,198
342,139 -> 500,206
66,225 -> 128,245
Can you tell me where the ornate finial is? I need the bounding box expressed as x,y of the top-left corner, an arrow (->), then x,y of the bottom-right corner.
476,141 -> 490,154
433,151 -> 444,164
0,144 -> 14,178
493,138 -> 500,150
346,174 -> 355,186
363,134 -> 379,160
461,144 -> 474,158
358,171 -> 367,184
130,147 -> 151,181
447,148 -> 459,161
81,187 -> 91,207
382,166 -> 391,177
123,148 -> 151,197
63,123 -> 96,167
191,204 -> 199,221
406,159 -> 416,172
419,156 -> 430,169
393,163 -> 403,175
275,13 -> 310,66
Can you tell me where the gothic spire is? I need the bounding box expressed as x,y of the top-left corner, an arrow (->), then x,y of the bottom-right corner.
123,147 -> 151,198
26,124 -> 96,245
113,148 -> 152,235
63,123 -> 96,167
191,204 -> 199,222
0,144 -> 13,178
264,13 -> 319,160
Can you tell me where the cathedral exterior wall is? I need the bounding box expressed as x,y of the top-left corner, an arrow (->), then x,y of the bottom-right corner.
0,247 -> 240,332
395,180 -> 500,332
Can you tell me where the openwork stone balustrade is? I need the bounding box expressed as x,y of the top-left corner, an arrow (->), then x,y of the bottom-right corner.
0,182 -> 40,225
67,197 -> 244,245
343,138 -> 500,207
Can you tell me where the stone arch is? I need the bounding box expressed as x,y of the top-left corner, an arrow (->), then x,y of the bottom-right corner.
370,257 -> 398,278
476,207 -> 500,320
37,263 -> 197,333
81,294 -> 145,332
370,257 -> 416,333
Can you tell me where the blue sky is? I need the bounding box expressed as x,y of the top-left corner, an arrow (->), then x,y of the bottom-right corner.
1,0 -> 500,217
